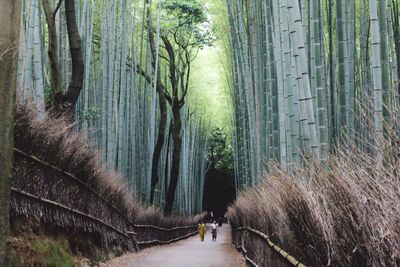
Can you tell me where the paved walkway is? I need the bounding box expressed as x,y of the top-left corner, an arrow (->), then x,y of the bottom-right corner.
102,224 -> 246,267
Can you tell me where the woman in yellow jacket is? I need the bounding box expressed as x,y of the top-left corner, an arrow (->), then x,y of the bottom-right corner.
199,222 -> 206,241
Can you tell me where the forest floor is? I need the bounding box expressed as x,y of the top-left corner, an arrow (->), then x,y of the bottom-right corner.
101,224 -> 246,267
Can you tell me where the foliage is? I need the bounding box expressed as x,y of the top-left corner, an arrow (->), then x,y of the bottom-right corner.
80,106 -> 102,121
161,0 -> 214,49
189,46 -> 232,129
207,127 -> 233,173
188,1 -> 233,130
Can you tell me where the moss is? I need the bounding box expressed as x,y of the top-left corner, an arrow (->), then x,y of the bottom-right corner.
10,250 -> 23,267
11,236 -> 75,267
32,238 -> 74,267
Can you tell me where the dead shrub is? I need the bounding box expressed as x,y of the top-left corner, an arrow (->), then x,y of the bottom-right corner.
13,97 -> 206,244
228,135 -> 400,266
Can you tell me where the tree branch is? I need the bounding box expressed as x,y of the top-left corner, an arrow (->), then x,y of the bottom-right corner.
134,63 -> 172,103
42,0 -> 62,104
161,36 -> 178,99
52,0 -> 63,22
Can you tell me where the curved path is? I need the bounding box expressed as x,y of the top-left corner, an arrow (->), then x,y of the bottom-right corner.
102,224 -> 246,267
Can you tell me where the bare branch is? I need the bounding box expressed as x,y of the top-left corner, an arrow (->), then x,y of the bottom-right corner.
52,0 -> 63,22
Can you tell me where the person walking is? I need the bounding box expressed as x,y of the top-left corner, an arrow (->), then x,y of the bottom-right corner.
199,222 -> 206,241
211,221 -> 218,242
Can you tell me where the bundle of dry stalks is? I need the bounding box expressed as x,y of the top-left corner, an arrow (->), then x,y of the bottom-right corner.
134,206 -> 207,228
14,99 -> 136,217
12,98 -> 205,249
228,134 -> 399,266
133,206 -> 207,246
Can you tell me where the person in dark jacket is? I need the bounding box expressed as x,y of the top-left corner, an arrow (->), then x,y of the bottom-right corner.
211,221 -> 218,242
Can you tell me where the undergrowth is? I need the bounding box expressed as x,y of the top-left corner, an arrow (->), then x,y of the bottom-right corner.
14,97 -> 205,228
10,235 -> 74,267
12,97 -> 206,264
228,136 -> 400,266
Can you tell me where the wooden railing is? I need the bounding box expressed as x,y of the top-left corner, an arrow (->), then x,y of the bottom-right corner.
133,224 -> 198,247
13,148 -> 131,221
233,226 -> 307,267
12,188 -> 131,238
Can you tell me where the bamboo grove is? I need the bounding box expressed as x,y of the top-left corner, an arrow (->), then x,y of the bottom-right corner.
17,0 -> 210,215
226,0 -> 400,189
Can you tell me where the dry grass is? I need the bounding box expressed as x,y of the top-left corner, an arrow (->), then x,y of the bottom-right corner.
14,98 -> 136,218
14,97 -> 205,231
134,205 -> 207,228
228,136 -> 400,266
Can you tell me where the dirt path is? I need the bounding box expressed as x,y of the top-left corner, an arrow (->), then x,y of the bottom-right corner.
102,224 -> 246,267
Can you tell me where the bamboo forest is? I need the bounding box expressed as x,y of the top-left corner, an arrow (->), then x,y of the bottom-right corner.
0,0 -> 399,266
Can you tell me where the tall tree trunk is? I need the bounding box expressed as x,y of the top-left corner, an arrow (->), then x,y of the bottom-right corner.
42,0 -> 83,116
42,0 -> 62,106
150,93 -> 168,204
164,119 -> 173,200
0,1 -> 21,265
63,0 -> 84,115
164,103 -> 182,216
146,0 -> 168,204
